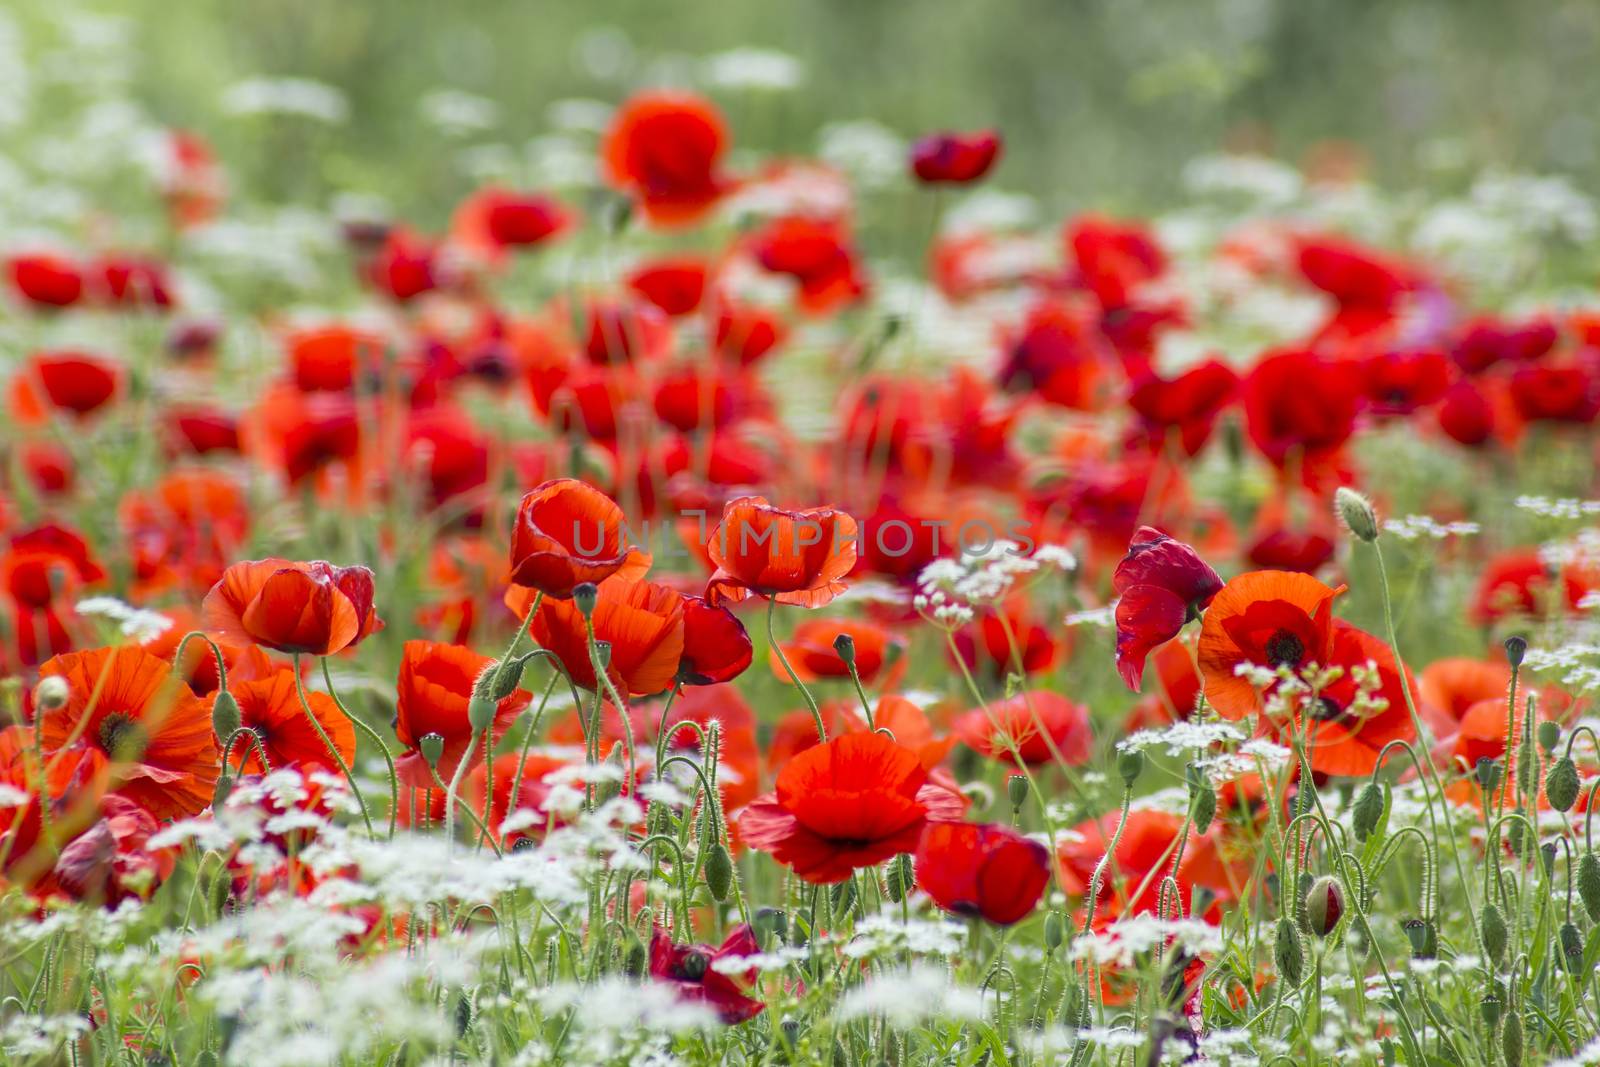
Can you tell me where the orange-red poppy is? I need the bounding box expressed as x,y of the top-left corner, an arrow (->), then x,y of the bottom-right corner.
144,609 -> 276,697
601,90 -> 730,226
225,669 -> 355,775
1418,657 -> 1510,736
705,496 -> 857,608
515,577 -> 685,698
954,691 -> 1092,767
1196,570 -> 1343,718
392,640 -> 531,789
37,646 -> 220,820
507,479 -> 651,600
0,725 -> 107,890
202,559 -> 383,657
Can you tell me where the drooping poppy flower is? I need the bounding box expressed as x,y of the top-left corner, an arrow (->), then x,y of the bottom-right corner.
1125,639 -> 1203,730
507,479 -> 652,600
201,559 -> 383,657
705,496 -> 858,608
997,298 -> 1114,409
649,924 -> 765,1024
517,578 -> 685,698
11,351 -> 121,422
601,90 -> 730,226
1113,527 -> 1224,691
1128,360 -> 1239,456
224,669 -> 355,775
37,646 -> 220,820
909,129 -> 1002,184
773,617 -> 903,685
392,640 -> 531,789
677,594 -> 752,686
1197,570 -> 1343,718
914,821 -> 1049,925
627,256 -> 710,316
9,253 -> 85,308
738,730 -> 965,884
748,216 -> 867,314
954,691 -> 1093,767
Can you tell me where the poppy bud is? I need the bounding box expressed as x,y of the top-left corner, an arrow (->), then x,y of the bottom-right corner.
1506,819 -> 1525,857
1117,748 -> 1145,786
1304,876 -> 1344,937
467,693 -> 498,734
1559,921 -> 1583,973
420,733 -> 445,768
1481,903 -> 1507,965
885,853 -> 912,903
1403,917 -> 1437,959
1274,918 -> 1303,985
704,842 -> 733,901
1476,757 -> 1503,794
1540,841 -> 1557,877
1352,780 -> 1384,841
832,632 -> 856,668
1334,487 -> 1379,543
1044,910 -> 1066,951
1503,635 -> 1527,668
212,774 -> 234,810
1546,756 -> 1579,811
1537,720 -> 1560,754
1578,852 -> 1600,921
32,675 -> 70,712
1007,774 -> 1030,811
1190,780 -> 1217,834
622,934 -> 647,977
211,690 -> 242,741
1503,1011 -> 1523,1067
573,581 -> 598,618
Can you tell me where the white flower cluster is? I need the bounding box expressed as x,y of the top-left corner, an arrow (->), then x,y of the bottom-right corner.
914,541 -> 1074,627
1382,515 -> 1481,541
1514,495 -> 1600,521
1117,720 -> 1245,756
1068,915 -> 1222,967
221,77 -> 349,123
75,595 -> 173,643
835,964 -> 984,1026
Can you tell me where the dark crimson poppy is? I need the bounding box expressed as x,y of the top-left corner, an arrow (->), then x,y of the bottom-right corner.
1241,348 -> 1360,468
953,691 -> 1093,767
1112,527 -> 1223,691
1437,378 -> 1496,446
38,646 -> 220,820
507,479 -> 652,600
738,730 -> 966,884
649,924 -> 765,1024
1360,349 -> 1450,415
364,227 -> 439,301
224,668 -> 355,775
773,617 -> 903,685
712,301 -> 787,365
915,821 -> 1049,925
1196,570 -> 1343,718
167,406 -> 242,455
705,496 -> 858,608
95,255 -> 175,309
601,90 -> 730,226
1450,315 -> 1557,374
202,559 -> 383,656
1509,363 -> 1600,423
1067,215 -> 1166,310
997,298 -> 1113,409
677,594 -> 752,685
1245,525 -> 1335,575
9,253 -> 84,307
12,351 -> 120,421
1128,360 -> 1238,455
909,129 -> 1002,184
517,578 -> 685,697
627,256 -> 709,316
748,216 -> 866,314
392,640 -> 531,788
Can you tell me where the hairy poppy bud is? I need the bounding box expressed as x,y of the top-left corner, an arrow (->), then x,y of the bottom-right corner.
1536,720 -> 1560,753
1481,903 -> 1507,965
573,581 -> 598,618
1304,876 -> 1344,937
832,632 -> 856,668
1007,774 -> 1030,811
212,774 -> 234,810
622,934 -> 647,977
1334,487 -> 1379,543
1540,841 -> 1557,877
211,689 -> 242,741
32,675 -> 70,712
420,732 -> 445,768
467,693 -> 497,733
1559,921 -> 1584,973
1403,917 -> 1437,959
703,842 -> 733,902
885,853 -> 912,902
1274,918 -> 1304,985
1117,748 -> 1145,787
1546,756 -> 1579,811
1503,635 -> 1527,669
1044,910 -> 1066,951
1190,781 -> 1217,834
1353,780 -> 1384,841
1503,1011 -> 1523,1067
1578,852 -> 1600,921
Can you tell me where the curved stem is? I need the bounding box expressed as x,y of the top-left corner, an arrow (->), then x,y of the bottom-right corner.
291,654 -> 373,836
766,597 -> 824,742
320,657 -> 398,840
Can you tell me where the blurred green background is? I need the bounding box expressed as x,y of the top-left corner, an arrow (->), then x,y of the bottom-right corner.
11,0 -> 1599,223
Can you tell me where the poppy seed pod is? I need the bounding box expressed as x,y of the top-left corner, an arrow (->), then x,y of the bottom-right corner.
1334,487 -> 1379,543
832,632 -> 856,668
1007,774 -> 1030,810
420,732 -> 445,768
1403,917 -> 1437,959
1117,748 -> 1145,786
1545,756 -> 1580,811
1475,757 -> 1503,794
211,689 -> 242,741
33,675 -> 70,712
1304,876 -> 1344,937
572,582 -> 598,618
1503,635 -> 1527,668
1480,991 -> 1502,1030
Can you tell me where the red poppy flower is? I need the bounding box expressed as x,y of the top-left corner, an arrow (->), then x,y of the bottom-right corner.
144,612 -> 274,697
677,595 -> 752,686
748,216 -> 867,314
1128,360 -> 1238,456
1058,808 -> 1246,919
168,406 -> 242,455
652,365 -> 739,432
224,669 -> 355,775
38,646 -> 220,820
582,299 -> 671,365
953,597 -> 1061,678
705,496 -> 858,608
11,351 -> 121,422
507,479 -> 652,600
954,691 -> 1093,767
1419,657 -> 1510,734
601,90 -> 730,226
392,640 -> 531,789
1067,215 -> 1167,310
120,469 -> 250,599
909,129 -> 1002,184
0,726 -> 107,890
712,302 -> 787,366
915,821 -> 1049,925
1361,349 -> 1450,415
1242,348 -> 1361,470
364,227 -> 439,301
9,253 -> 84,308
1296,235 -> 1409,313
773,617 -> 903,685
1245,524 -> 1335,575
451,186 -> 571,262
997,298 -> 1113,409
455,752 -> 575,844
1,524 -> 106,667
286,325 -> 383,393
628,256 -> 710,316
1286,621 -> 1418,777
518,578 -> 685,698
1197,570 -> 1343,718
40,794 -> 177,906
1113,527 -> 1223,691
738,730 -> 965,884
649,924 -> 765,1024
1450,315 -> 1557,374
95,255 -> 175,309
1125,639 -> 1203,730
1510,363 -> 1600,423
1471,550 -> 1582,624
201,559 -> 383,657
1437,378 -> 1497,446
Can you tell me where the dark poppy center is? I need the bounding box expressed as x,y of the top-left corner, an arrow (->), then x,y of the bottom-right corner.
1264,629 -> 1305,668
99,712 -> 147,760
674,950 -> 709,981
1309,696 -> 1348,723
